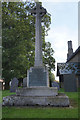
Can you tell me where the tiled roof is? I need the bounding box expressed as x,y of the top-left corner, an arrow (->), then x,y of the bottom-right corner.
57,62 -> 80,76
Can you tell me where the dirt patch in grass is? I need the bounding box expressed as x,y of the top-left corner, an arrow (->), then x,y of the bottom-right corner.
69,98 -> 78,108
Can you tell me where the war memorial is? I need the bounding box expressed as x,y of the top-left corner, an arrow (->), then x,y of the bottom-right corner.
3,2 -> 69,107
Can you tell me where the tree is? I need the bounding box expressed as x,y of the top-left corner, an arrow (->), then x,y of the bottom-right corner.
43,42 -> 55,72
2,2 -> 55,89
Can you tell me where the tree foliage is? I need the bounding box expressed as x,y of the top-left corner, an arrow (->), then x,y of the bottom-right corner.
2,2 -> 55,88
43,42 -> 55,72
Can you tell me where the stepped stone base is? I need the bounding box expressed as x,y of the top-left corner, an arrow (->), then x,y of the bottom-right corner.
3,93 -> 69,107
16,87 -> 58,97
2,87 -> 70,107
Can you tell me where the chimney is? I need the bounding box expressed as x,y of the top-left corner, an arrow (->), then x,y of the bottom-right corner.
67,41 -> 73,60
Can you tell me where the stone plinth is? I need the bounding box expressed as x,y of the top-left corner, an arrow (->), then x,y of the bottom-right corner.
16,87 -> 58,97
27,67 -> 49,87
3,93 -> 69,107
3,87 -> 70,107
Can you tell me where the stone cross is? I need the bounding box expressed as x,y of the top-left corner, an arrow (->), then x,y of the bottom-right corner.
31,2 -> 47,66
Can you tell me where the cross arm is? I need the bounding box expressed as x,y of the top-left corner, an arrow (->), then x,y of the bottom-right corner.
30,4 -> 47,17
40,6 -> 47,17
30,7 -> 36,15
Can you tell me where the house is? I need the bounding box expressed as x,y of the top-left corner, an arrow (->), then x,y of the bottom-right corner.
57,41 -> 80,92
67,41 -> 80,63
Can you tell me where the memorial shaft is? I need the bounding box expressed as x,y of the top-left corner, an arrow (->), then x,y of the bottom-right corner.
31,3 -> 46,66
35,5 -> 42,66
27,3 -> 49,87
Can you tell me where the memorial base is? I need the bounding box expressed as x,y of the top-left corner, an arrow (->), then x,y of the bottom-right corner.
16,87 -> 58,96
3,87 -> 70,107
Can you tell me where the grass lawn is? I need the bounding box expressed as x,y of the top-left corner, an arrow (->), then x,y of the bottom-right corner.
2,88 -> 79,119
0,91 -> 2,103
2,90 -> 16,97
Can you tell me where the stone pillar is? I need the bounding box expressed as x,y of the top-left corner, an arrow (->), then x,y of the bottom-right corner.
31,2 -> 46,66
27,2 -> 49,87
35,3 -> 42,66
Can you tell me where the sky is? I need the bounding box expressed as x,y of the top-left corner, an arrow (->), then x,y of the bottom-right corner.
41,2 -> 78,80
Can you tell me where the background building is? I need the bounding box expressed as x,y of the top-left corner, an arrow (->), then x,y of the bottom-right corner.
57,41 -> 80,92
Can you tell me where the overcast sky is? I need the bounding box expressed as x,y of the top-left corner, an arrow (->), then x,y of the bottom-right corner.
41,2 -> 78,80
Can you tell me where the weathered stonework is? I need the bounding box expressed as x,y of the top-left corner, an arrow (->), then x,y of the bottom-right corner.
27,3 -> 49,87
16,87 -> 58,96
31,3 -> 46,66
3,93 -> 69,107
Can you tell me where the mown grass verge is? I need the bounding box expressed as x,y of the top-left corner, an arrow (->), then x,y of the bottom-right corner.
2,88 -> 79,118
